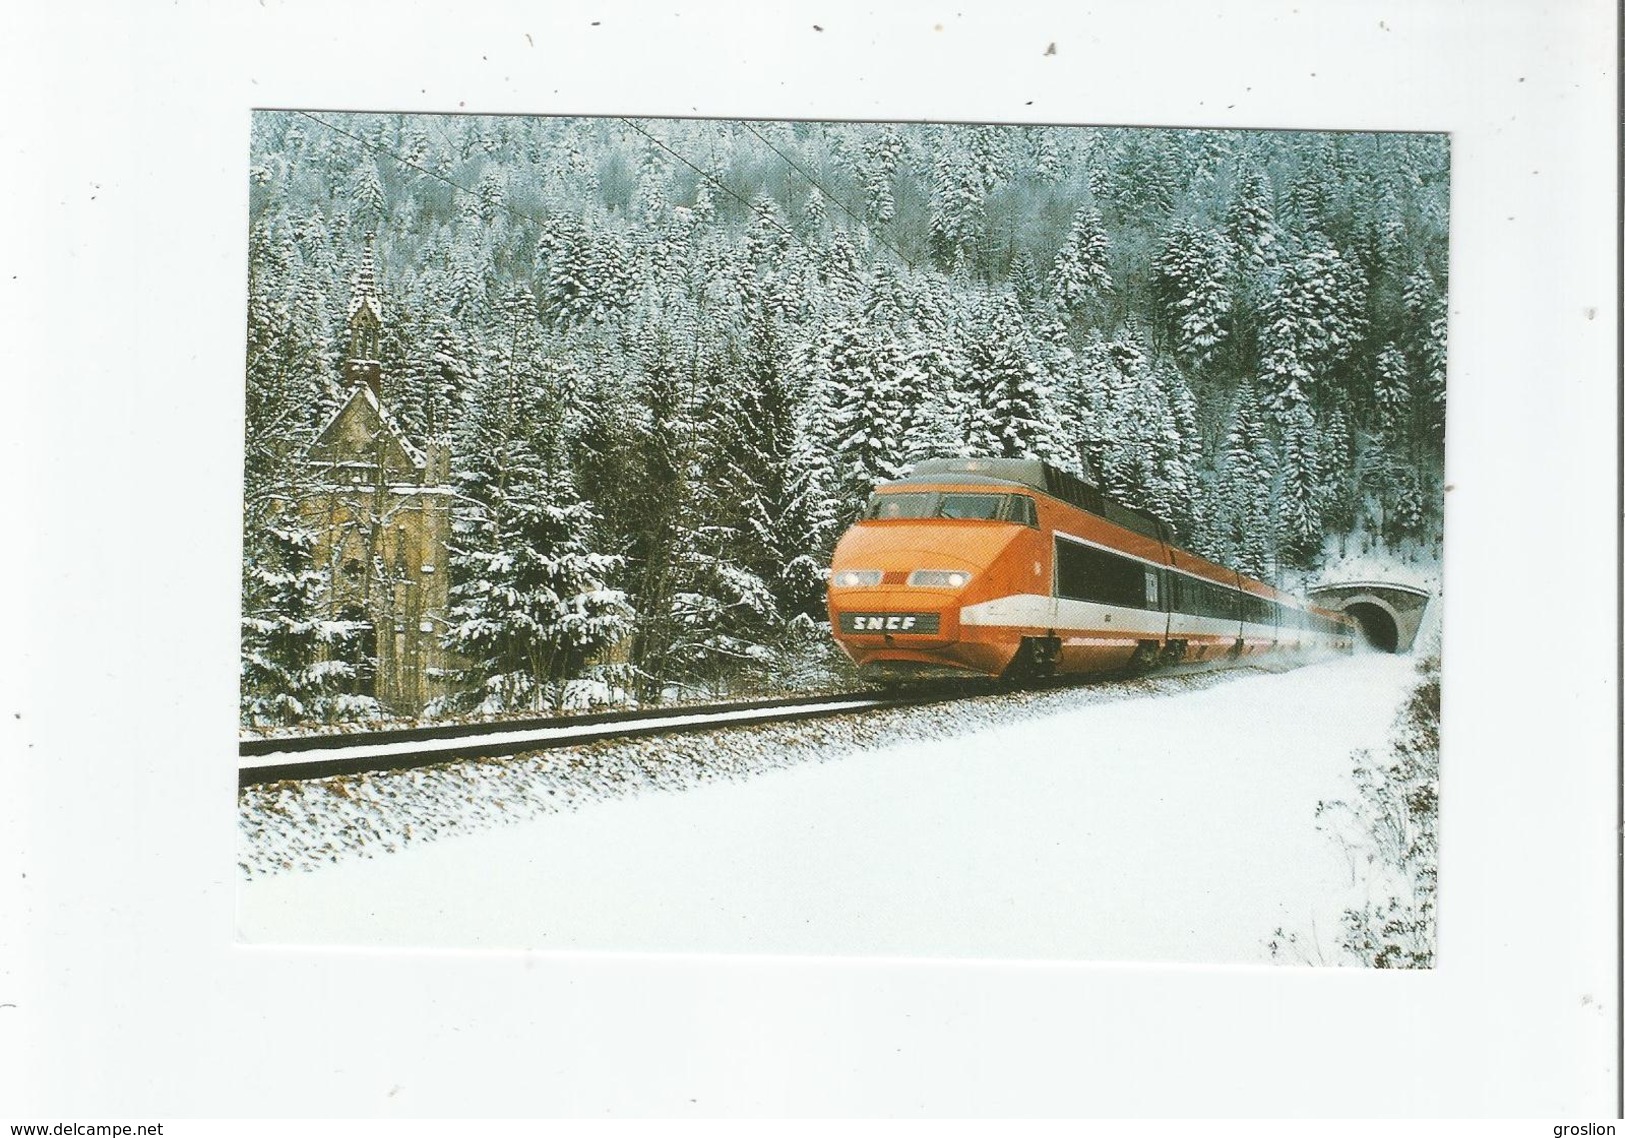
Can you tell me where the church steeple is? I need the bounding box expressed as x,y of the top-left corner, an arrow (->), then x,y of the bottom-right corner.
343,234 -> 384,397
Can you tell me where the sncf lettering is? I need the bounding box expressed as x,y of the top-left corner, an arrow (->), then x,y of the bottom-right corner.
846,613 -> 931,633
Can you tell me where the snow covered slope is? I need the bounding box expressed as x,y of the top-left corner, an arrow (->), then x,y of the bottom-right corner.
239,653 -> 1419,964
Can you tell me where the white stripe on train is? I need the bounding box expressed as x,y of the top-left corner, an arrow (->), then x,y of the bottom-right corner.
959,594 -> 1347,642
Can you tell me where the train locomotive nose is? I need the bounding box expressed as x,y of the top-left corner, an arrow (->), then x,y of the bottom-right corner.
831,583 -> 956,642
828,522 -> 1027,680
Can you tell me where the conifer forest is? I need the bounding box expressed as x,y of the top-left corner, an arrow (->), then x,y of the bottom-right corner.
242,111 -> 1448,723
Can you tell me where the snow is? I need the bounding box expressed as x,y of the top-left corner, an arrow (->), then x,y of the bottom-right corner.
1313,547 -> 1441,594
239,695 -> 887,771
239,652 -> 1421,963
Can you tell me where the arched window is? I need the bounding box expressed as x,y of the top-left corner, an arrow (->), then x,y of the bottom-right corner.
336,604 -> 378,694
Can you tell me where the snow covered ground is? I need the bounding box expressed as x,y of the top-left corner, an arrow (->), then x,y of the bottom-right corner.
1312,544 -> 1442,594
238,652 -> 1421,964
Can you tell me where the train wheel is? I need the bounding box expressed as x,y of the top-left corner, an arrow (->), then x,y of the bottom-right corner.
1003,636 -> 1060,684
1127,640 -> 1160,675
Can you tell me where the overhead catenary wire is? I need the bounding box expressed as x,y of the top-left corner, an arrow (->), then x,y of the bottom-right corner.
295,110 -> 486,212
289,109 -> 917,284
613,116 -> 804,249
297,109 -> 794,257
734,118 -> 917,270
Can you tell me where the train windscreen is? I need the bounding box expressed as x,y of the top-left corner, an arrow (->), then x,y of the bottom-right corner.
863,492 -> 1034,523
937,493 -> 1004,520
863,492 -> 939,519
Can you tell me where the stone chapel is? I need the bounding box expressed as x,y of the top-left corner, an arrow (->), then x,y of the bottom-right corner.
300,239 -> 455,714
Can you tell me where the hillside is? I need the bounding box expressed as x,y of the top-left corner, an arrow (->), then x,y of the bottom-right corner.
243,111 -> 1449,719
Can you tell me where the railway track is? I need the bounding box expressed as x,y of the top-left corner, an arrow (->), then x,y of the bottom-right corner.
236,655 -> 1301,789
237,689 -> 954,787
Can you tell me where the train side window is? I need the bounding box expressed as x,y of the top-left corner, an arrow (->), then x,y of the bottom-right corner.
1143,567 -> 1160,608
1003,495 -> 1038,527
1170,573 -> 1276,622
1055,537 -> 1147,609
1182,577 -> 1199,616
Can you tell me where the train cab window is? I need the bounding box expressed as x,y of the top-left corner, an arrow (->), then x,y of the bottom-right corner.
863,492 -> 937,520
1002,495 -> 1038,527
937,493 -> 1005,520
866,490 -> 1040,525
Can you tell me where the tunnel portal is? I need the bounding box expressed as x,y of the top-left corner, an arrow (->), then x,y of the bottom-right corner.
1305,582 -> 1433,655
1343,601 -> 1400,652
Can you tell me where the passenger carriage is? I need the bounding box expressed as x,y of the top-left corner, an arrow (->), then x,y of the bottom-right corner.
828,458 -> 1355,682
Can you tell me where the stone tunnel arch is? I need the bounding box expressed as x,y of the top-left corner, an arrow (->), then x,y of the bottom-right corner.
1343,598 -> 1401,652
1307,582 -> 1432,655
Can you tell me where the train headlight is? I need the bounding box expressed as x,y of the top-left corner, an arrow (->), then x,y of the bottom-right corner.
907,569 -> 972,589
833,569 -> 883,588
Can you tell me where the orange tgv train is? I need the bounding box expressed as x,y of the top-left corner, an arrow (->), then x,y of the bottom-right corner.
828,458 -> 1357,682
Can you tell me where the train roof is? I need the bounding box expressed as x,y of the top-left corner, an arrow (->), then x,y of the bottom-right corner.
887,458 -> 1336,611
892,457 -> 1167,542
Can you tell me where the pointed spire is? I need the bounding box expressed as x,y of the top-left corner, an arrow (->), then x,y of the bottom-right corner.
347,233 -> 383,326
343,234 -> 384,397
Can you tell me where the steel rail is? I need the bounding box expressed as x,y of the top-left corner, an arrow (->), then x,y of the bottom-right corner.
238,690 -> 947,788
236,656 -> 1293,788
238,690 -> 910,757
